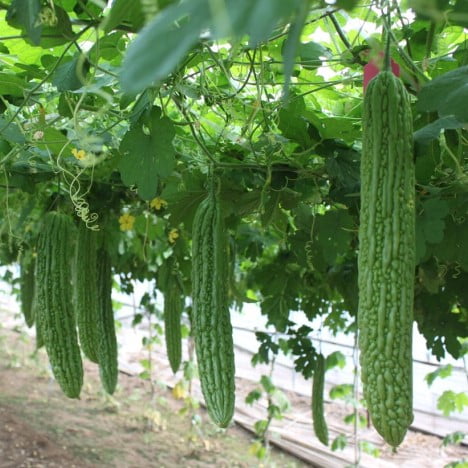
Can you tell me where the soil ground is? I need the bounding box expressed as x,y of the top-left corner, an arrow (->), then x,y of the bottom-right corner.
0,327 -> 306,468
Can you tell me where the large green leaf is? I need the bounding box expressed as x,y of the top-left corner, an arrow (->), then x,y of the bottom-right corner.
6,0 -> 42,45
33,128 -> 69,156
120,0 -> 210,94
416,66 -> 468,121
51,57 -> 89,91
119,107 -> 176,200
0,72 -> 28,97
120,0 -> 302,94
0,117 -> 25,144
414,115 -> 463,144
104,0 -> 145,33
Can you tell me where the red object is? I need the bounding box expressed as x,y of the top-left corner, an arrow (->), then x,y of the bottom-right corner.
363,54 -> 400,91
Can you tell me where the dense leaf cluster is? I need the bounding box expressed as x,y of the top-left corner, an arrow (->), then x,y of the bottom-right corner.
0,0 -> 466,380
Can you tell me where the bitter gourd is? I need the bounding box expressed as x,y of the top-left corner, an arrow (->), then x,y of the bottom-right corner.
35,212 -> 83,398
312,354 -> 328,446
358,71 -> 415,447
19,255 -> 35,328
163,266 -> 184,374
192,178 -> 235,427
74,223 -> 99,363
96,245 -> 118,394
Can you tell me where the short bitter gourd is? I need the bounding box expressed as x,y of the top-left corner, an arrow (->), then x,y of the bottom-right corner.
312,354 -> 328,446
358,71 -> 415,447
20,255 -> 35,328
163,272 -> 184,374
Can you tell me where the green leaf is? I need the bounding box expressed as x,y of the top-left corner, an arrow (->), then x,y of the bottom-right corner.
298,41 -> 330,69
104,0 -> 145,33
245,389 -> 262,405
121,0 -> 301,94
282,1 -> 310,97
260,375 -> 275,394
6,0 -> 42,45
416,198 -> 450,261
414,116 -> 464,144
37,6 -> 74,47
0,72 -> 28,97
119,107 -> 176,200
278,96 -> 311,148
271,388 -> 291,413
325,351 -> 346,370
336,0 -> 360,10
329,383 -> 353,400
314,210 -> 354,267
437,390 -> 468,416
417,66 -> 468,121
120,0 -> 210,94
430,217 -> 468,271
0,118 -> 25,144
33,128 -> 69,156
51,58 -> 89,91
425,364 -> 453,386
140,358 -> 151,370
247,0 -> 298,46
448,0 -> 468,28
359,440 -> 381,457
54,0 -> 76,11
442,431 -> 466,446
253,419 -> 269,436
331,434 -> 347,451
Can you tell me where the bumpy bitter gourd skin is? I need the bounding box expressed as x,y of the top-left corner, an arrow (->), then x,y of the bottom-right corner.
20,256 -> 35,328
312,354 -> 329,446
74,223 -> 100,363
358,71 -> 415,447
96,246 -> 118,394
192,181 -> 235,427
35,212 -> 83,398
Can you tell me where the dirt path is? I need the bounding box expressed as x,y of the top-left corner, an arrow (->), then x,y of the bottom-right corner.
0,328 -> 305,468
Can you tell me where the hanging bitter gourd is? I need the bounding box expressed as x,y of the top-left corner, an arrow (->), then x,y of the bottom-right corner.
163,262 -> 184,374
74,223 -> 99,363
312,354 -> 328,446
191,177 -> 235,427
19,255 -> 35,328
96,244 -> 118,394
35,212 -> 83,398
358,71 -> 415,447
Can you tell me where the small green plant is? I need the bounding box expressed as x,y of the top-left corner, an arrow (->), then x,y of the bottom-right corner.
425,358 -> 468,418
246,372 -> 291,460
331,434 -> 347,451
443,431 -> 466,446
444,460 -> 468,468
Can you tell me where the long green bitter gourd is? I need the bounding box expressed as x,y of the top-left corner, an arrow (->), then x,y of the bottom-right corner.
96,245 -> 118,394
74,223 -> 100,363
312,354 -> 328,446
20,255 -> 35,328
35,212 -> 83,398
358,70 -> 415,447
164,276 -> 183,374
192,178 -> 235,427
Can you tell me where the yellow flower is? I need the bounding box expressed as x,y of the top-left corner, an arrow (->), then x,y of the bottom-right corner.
172,381 -> 187,400
71,148 -> 87,160
119,213 -> 135,231
150,197 -> 168,210
168,228 -> 179,243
